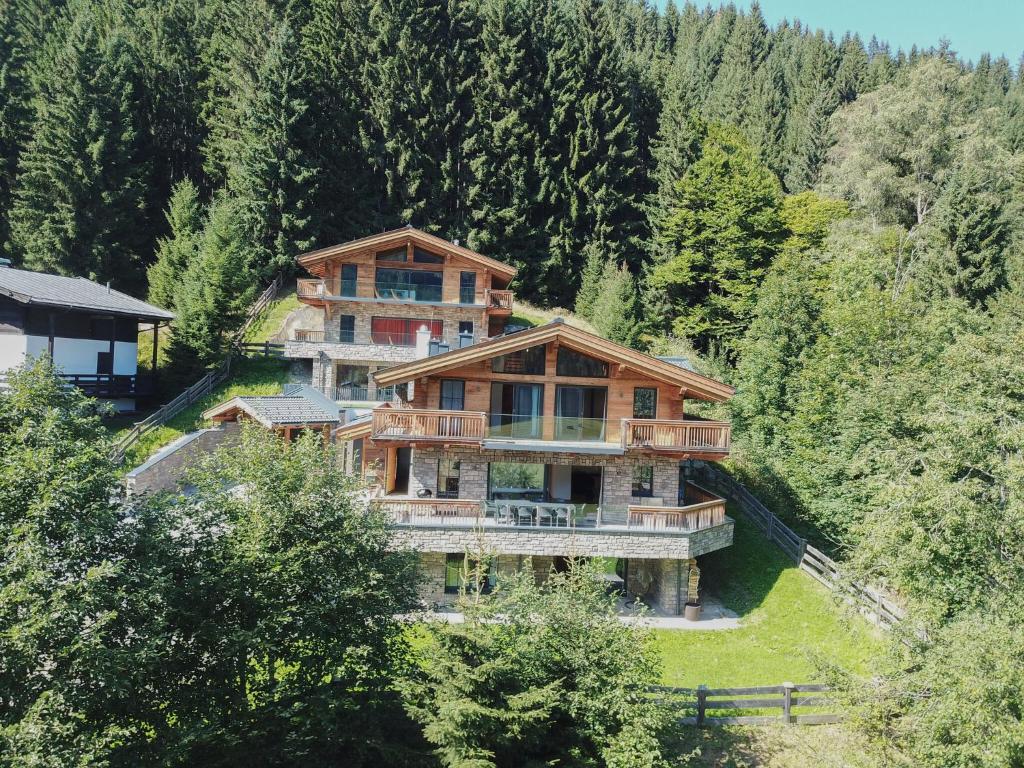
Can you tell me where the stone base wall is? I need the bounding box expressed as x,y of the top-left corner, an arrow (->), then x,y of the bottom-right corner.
125,422 -> 240,495
391,519 -> 733,560
417,552 -> 448,606
408,445 -> 680,509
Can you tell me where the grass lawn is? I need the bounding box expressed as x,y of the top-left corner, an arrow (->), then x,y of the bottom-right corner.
244,287 -> 301,343
509,299 -> 597,333
118,356 -> 292,467
655,509 -> 884,688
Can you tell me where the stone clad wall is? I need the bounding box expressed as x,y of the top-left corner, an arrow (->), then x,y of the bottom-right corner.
408,445 -> 680,508
390,519 -> 733,561
125,422 -> 240,495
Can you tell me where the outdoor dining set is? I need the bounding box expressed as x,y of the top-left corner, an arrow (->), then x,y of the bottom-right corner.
483,500 -> 578,527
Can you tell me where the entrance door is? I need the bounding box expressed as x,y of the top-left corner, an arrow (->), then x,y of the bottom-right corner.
394,447 -> 411,494
555,386 -> 607,440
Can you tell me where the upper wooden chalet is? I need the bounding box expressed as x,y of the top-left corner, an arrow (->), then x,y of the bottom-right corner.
295,226 -> 516,315
367,319 -> 734,459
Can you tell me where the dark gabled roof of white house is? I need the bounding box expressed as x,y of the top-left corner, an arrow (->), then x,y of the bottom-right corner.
0,266 -> 174,321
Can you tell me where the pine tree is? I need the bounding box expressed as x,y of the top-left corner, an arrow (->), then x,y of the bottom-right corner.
704,2 -> 768,126
783,32 -> 839,191
465,0 -> 547,299
166,195 -> 257,374
748,47 -> 789,178
540,0 -> 644,311
647,123 -> 784,355
589,260 -> 642,347
147,178 -> 204,310
7,0 -> 149,290
0,0 -> 31,250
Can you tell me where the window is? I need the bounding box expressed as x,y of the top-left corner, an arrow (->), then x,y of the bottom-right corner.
413,247 -> 444,264
633,387 -> 658,419
371,317 -> 443,346
375,268 -> 443,302
458,321 -> 474,348
492,344 -> 546,375
555,385 -> 607,441
339,263 -> 357,297
437,457 -> 461,498
351,438 -> 364,476
459,271 -> 476,304
556,347 -> 608,377
444,553 -> 495,594
338,314 -> 355,343
489,383 -> 543,438
488,462 -> 546,501
439,379 -> 465,410
96,350 -> 113,375
375,246 -> 406,262
632,465 -> 654,497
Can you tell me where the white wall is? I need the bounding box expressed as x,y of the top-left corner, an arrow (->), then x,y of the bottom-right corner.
0,334 -> 28,372
24,335 -> 138,376
549,464 -> 572,500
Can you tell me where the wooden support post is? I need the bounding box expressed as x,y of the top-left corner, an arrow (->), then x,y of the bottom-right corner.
47,311 -> 55,359
696,685 -> 707,726
151,323 -> 159,375
782,682 -> 795,725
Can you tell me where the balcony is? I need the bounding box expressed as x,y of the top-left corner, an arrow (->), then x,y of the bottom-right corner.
369,409 -> 731,455
623,419 -> 731,453
59,373 -> 156,398
485,288 -> 514,312
371,409 -> 487,442
331,385 -> 401,403
374,496 -> 728,534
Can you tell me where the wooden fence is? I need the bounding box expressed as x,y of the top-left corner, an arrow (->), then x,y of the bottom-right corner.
110,274 -> 285,464
652,683 -> 840,726
687,462 -> 905,629
236,341 -> 285,358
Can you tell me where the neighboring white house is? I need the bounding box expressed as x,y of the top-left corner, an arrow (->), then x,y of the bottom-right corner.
0,262 -> 174,411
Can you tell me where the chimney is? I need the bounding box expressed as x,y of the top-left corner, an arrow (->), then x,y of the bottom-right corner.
106,281 -> 112,293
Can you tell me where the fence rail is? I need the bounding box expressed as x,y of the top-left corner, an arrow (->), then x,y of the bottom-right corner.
653,683 -> 840,726
110,274 -> 285,465
687,462 -> 905,628
237,341 -> 285,358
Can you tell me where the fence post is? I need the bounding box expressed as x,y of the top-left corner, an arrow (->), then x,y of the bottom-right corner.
782,682 -> 795,725
696,685 -> 707,726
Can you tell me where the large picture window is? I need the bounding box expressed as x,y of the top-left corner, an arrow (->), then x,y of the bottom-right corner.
437,457 -> 461,499
492,344 -> 546,375
556,347 -> 608,377
375,268 -> 443,302
489,383 -> 543,438
445,553 -> 494,594
370,317 -> 442,346
488,462 -> 546,501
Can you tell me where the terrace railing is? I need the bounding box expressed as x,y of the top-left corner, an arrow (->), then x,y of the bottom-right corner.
623,419 -> 731,453
375,497 -> 730,533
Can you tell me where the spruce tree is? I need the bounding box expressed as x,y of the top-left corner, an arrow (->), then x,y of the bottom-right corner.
147,178 -> 204,310
540,0 -> 644,312
7,0 -> 149,290
704,2 -> 768,127
166,195 -> 256,374
465,0 -> 547,299
589,260 -> 642,347
0,0 -> 32,251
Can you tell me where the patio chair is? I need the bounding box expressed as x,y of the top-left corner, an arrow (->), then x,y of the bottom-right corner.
497,504 -> 514,525
536,506 -> 553,527
553,506 -> 571,527
516,505 -> 534,525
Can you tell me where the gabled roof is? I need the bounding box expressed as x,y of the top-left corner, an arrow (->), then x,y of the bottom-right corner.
333,414 -> 373,441
203,390 -> 340,428
0,266 -> 174,320
296,225 -> 517,280
372,320 -> 735,401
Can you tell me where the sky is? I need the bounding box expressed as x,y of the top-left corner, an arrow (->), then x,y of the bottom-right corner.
733,0 -> 1024,65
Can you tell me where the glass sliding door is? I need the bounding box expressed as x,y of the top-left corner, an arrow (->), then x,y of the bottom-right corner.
555,385 -> 607,441
488,382 -> 543,438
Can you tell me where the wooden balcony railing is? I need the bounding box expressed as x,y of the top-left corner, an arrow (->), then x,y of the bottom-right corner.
485,288 -> 514,310
627,499 -> 726,530
623,419 -> 731,453
371,409 -> 487,442
375,498 -> 482,525
297,278 -> 327,298
293,328 -> 325,342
